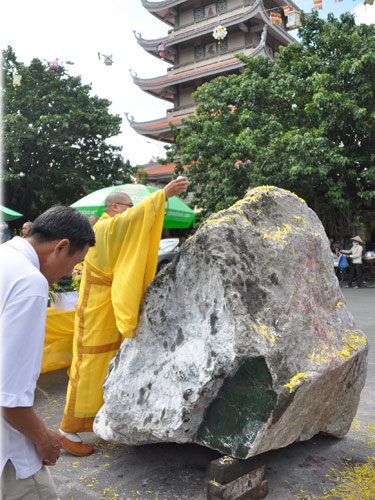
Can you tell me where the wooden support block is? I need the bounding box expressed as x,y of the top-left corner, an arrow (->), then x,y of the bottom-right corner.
207,466 -> 266,500
207,479 -> 268,500
210,455 -> 265,485
236,480 -> 268,500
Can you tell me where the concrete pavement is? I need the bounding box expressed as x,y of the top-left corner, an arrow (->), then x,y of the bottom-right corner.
35,286 -> 374,500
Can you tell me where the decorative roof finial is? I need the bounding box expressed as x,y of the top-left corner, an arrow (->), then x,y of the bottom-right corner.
124,112 -> 134,124
129,69 -> 138,80
132,30 -> 142,40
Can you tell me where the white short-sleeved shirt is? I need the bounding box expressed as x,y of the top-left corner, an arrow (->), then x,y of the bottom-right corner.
0,237 -> 48,479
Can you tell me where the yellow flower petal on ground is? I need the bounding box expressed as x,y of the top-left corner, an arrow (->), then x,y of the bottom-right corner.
284,372 -> 312,392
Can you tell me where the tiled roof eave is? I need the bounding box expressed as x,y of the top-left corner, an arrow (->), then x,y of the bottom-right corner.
257,8 -> 297,44
161,0 -> 296,48
142,163 -> 176,174
142,0 -> 301,14
141,0 -> 186,13
131,118 -> 184,132
136,35 -> 167,48
135,35 -> 175,64
133,57 -> 245,90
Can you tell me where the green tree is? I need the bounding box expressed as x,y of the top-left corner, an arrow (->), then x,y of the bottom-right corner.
168,13 -> 375,238
2,47 -> 136,220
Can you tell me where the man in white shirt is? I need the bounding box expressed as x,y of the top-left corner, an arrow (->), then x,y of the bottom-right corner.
0,205 -> 95,500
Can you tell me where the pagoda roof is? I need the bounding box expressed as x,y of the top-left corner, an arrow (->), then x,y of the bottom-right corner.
140,0 -> 301,28
141,0 -> 186,26
143,161 -> 176,175
130,56 -> 248,100
135,0 -> 296,66
126,42 -> 269,142
132,32 -> 174,64
125,113 -> 184,142
138,160 -> 189,183
130,32 -> 275,101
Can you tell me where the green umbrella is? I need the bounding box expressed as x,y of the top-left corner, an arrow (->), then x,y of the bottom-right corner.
0,205 -> 24,222
71,184 -> 195,229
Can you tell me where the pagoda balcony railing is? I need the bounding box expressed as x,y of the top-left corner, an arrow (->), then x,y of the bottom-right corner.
166,104 -> 196,120
170,45 -> 248,71
166,45 -> 255,79
134,49 -> 243,87
174,2 -> 255,33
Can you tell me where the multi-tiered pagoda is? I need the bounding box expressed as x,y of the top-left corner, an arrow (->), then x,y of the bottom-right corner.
128,0 -> 301,180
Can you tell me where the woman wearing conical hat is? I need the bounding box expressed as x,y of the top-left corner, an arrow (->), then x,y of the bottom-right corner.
341,235 -> 364,288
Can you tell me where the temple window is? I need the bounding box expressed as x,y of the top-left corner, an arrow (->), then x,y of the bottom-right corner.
195,46 -> 206,60
195,7 -> 205,20
217,0 -> 227,13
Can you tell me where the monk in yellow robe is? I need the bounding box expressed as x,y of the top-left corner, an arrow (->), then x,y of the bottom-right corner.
59,178 -> 188,456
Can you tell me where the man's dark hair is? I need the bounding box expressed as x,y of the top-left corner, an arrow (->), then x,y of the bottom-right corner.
28,205 -> 95,253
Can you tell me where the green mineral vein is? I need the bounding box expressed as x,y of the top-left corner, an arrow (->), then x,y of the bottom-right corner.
196,357 -> 277,458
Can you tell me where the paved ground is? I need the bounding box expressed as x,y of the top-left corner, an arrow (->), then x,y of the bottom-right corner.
35,287 -> 374,500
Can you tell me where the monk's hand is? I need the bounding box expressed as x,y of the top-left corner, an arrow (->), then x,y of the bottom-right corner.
164,177 -> 189,199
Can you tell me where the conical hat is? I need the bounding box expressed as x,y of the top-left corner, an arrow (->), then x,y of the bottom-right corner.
351,235 -> 363,244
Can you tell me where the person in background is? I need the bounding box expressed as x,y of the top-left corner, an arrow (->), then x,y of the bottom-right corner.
59,177 -> 189,457
88,215 -> 100,226
0,205 -> 95,499
328,236 -> 335,252
341,235 -> 364,289
332,243 -> 340,255
22,221 -> 33,237
0,222 -> 12,243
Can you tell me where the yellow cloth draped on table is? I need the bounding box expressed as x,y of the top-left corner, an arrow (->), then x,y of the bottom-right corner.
42,308 -> 75,373
60,190 -> 166,433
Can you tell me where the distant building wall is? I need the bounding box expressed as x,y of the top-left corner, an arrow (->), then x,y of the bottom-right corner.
180,84 -> 196,107
228,31 -> 245,51
180,44 -> 195,65
180,6 -> 195,26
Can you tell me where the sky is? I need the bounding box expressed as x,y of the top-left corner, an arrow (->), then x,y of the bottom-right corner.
1,0 -> 374,166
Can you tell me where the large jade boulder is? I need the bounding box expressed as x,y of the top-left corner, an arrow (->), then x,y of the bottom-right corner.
94,186 -> 368,459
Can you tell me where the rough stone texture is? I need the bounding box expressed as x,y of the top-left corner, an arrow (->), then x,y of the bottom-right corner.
94,186 -> 368,459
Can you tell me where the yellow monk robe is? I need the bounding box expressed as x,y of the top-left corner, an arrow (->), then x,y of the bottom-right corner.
60,190 -> 166,433
41,308 -> 75,373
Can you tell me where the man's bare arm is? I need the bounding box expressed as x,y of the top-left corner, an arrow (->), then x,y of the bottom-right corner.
1,406 -> 63,464
164,177 -> 189,199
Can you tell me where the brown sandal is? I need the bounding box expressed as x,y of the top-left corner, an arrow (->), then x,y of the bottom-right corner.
60,435 -> 94,456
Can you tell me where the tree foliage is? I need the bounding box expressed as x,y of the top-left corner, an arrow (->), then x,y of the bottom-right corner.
2,47 -> 136,220
168,13 -> 375,237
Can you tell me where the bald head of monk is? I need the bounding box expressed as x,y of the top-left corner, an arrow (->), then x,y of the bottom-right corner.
104,192 -> 133,217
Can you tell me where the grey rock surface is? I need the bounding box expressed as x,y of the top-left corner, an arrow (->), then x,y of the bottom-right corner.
94,186 -> 368,459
